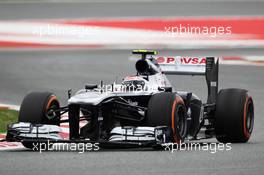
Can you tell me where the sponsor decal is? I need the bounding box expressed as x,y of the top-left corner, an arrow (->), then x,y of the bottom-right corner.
156,57 -> 206,65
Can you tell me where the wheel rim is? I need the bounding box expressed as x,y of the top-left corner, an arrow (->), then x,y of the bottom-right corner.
246,99 -> 254,135
44,96 -> 60,124
46,104 -> 59,120
175,105 -> 187,140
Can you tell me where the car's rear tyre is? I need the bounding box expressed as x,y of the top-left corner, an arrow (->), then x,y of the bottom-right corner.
147,92 -> 187,143
18,92 -> 60,149
215,88 -> 254,143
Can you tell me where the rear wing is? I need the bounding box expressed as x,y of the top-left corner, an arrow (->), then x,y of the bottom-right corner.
156,56 -> 219,104
131,50 -> 219,104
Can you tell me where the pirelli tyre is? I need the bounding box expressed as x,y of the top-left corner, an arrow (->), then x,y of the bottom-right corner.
18,92 -> 60,149
147,92 -> 188,143
215,89 -> 254,143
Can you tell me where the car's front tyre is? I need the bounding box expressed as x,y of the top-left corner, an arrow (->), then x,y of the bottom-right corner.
147,92 -> 188,143
18,92 -> 60,149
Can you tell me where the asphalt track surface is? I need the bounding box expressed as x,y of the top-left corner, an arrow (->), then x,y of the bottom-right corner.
0,1 -> 264,20
1,1 -> 264,175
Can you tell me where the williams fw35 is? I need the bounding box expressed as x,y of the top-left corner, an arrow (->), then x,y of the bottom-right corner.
4,50 -> 254,150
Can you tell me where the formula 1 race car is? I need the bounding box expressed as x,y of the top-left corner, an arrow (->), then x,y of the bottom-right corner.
4,50 -> 254,150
